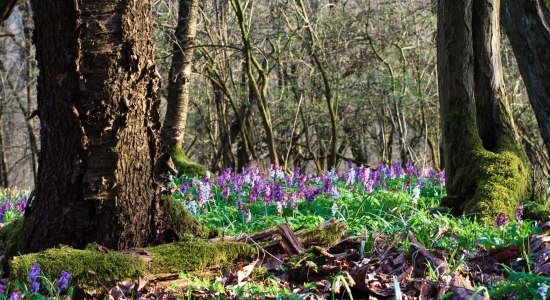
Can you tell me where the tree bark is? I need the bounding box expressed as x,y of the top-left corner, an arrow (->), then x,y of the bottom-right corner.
438,0 -> 531,221
0,0 -> 17,24
160,0 -> 199,159
473,0 -> 522,152
23,0 -> 162,252
501,0 -> 550,156
437,0 -> 479,195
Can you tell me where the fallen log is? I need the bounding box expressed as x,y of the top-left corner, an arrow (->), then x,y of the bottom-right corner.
9,240 -> 257,290
210,218 -> 347,255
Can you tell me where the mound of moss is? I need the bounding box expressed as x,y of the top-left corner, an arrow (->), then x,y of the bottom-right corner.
10,245 -> 145,287
462,149 -> 531,223
170,143 -> 206,178
164,197 -> 218,239
147,240 -> 256,273
9,240 -> 257,288
0,218 -> 24,262
298,219 -> 347,248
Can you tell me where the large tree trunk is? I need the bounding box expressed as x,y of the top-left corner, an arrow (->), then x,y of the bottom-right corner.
158,0 -> 205,177
23,0 -> 162,252
438,0 -> 531,222
501,0 -> 550,156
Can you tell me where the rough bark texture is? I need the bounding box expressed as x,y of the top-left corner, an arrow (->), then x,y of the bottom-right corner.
473,0 -> 522,152
23,0 -> 162,252
437,0 -> 479,194
502,0 -> 550,156
438,0 -> 531,222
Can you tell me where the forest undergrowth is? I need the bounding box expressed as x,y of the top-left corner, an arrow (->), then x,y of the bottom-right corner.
0,162 -> 548,299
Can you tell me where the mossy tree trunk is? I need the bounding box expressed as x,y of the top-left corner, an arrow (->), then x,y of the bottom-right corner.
501,0 -> 550,156
438,0 -> 531,222
23,0 -> 162,252
158,0 -> 205,177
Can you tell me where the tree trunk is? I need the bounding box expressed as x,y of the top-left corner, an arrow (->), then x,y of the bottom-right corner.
0,0 -> 17,24
501,0 -> 550,156
473,0 -> 524,153
159,0 -> 204,177
18,0 -> 39,183
0,116 -> 8,188
438,0 -> 531,222
23,0 -> 162,252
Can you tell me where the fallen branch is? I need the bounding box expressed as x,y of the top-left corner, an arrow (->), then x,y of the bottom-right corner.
210,219 -> 346,256
408,231 -> 487,300
531,221 -> 550,276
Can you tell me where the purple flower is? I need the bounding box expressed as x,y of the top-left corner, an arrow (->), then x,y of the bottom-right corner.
56,271 -> 72,293
494,213 -> 510,229
180,182 -> 189,194
8,292 -> 20,300
0,278 -> 8,294
436,171 -> 446,185
391,162 -> 404,178
28,264 -> 41,294
515,202 -> 524,219
222,186 -> 231,198
405,161 -> 418,177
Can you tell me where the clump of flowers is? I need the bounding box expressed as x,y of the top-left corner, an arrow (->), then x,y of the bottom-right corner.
494,212 -> 510,229
55,271 -> 72,294
28,264 -> 41,294
0,191 -> 29,224
0,264 -> 72,298
171,162 -> 445,223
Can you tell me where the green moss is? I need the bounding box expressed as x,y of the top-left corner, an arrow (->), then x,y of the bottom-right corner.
9,245 -> 145,287
250,266 -> 270,281
170,143 -> 207,178
445,144 -> 531,224
0,218 -> 24,262
164,196 -> 217,239
146,240 -> 256,273
9,240 -> 256,289
299,220 -> 347,247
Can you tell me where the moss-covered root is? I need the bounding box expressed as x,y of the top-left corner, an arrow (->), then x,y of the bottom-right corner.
0,218 -> 24,268
10,245 -> 145,287
170,142 -> 206,178
162,196 -> 218,239
147,240 -> 256,273
9,240 -> 257,288
445,148 -> 531,224
297,219 -> 347,248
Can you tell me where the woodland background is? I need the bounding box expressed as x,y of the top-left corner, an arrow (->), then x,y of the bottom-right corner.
0,0 -> 548,189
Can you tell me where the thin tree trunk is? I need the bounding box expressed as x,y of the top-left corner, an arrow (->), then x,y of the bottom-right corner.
23,0 -> 162,252
296,0 -> 338,169
501,0 -> 550,155
231,0 -> 279,166
160,0 -> 199,157
21,0 -> 39,182
0,115 -> 8,188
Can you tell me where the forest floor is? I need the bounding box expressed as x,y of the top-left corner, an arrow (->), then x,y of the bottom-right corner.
0,163 -> 549,299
